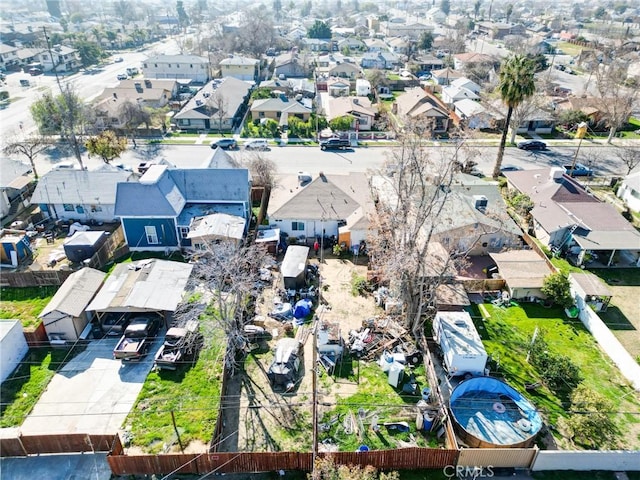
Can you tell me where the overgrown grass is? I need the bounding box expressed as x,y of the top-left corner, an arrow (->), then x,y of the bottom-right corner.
123,327 -> 225,453
474,303 -> 640,447
0,286 -> 58,328
318,362 -> 436,451
550,257 -> 584,275
0,346 -> 84,427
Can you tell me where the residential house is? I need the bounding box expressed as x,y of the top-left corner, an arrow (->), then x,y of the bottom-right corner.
173,77 -> 252,132
273,51 -> 309,78
475,22 -> 527,40
504,168 -> 640,267
219,55 -> 260,82
412,54 -> 444,74
488,99 -> 555,135
387,37 -> 410,55
142,54 -> 210,83
115,165 -> 251,252
554,97 -> 605,125
360,51 -> 401,70
489,250 -> 553,301
31,169 -> 136,223
0,43 -> 19,71
442,84 -> 480,106
617,170 -> 640,213
430,67 -> 465,86
371,173 -> 523,256
425,7 -> 446,24
325,78 -> 351,97
364,38 -> 389,52
15,47 -> 44,70
37,45 -> 80,72
186,212 -> 246,249
337,37 -> 366,52
268,172 -> 372,243
454,99 -> 497,130
0,158 -> 33,222
324,96 -> 377,131
39,267 -> 106,343
453,52 -> 498,71
393,87 -> 451,133
94,79 -> 177,130
303,38 -> 331,52
286,26 -> 307,42
382,22 -> 433,39
251,96 -> 312,127
316,55 -> 362,80
450,77 -> 481,95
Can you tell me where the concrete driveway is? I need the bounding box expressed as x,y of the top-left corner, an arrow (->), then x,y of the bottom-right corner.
20,337 -> 159,435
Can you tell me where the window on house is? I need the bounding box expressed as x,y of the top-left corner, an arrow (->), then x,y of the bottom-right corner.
76,205 -> 85,214
168,64 -> 171,67
63,204 -> 74,211
90,205 -> 102,212
259,112 -> 265,118
179,227 -> 189,238
190,64 -> 193,68
292,221 -> 305,231
143,63 -> 147,68
154,63 -> 158,67
145,226 -> 159,244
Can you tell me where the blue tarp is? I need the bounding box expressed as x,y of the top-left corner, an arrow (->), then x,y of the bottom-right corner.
293,299 -> 313,319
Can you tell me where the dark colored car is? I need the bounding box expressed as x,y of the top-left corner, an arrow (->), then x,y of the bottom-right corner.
517,140 -> 547,151
320,138 -> 351,150
211,138 -> 237,150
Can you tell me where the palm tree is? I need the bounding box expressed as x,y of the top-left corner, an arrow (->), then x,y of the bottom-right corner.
492,54 -> 536,178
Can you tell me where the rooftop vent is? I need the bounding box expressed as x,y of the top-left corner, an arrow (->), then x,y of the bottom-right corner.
473,195 -> 488,212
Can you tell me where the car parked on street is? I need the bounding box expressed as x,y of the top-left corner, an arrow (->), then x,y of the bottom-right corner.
320,137 -> 351,150
245,139 -> 269,151
117,73 -> 128,80
517,140 -> 547,151
564,163 -> 594,177
211,138 -> 237,150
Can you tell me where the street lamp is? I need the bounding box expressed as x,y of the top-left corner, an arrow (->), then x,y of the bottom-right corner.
568,122 -> 588,177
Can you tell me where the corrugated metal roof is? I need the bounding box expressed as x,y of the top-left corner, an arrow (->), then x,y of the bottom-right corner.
39,268 -> 106,318
86,259 -> 192,313
31,170 -> 133,205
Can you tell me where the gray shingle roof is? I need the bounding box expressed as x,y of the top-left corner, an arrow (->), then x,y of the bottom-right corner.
39,268 -> 105,318
31,170 -> 133,205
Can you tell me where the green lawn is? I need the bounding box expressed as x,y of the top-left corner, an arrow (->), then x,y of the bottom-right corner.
318,360 -> 437,452
474,303 -> 640,448
0,286 -> 58,328
123,326 -> 225,453
0,346 -> 84,427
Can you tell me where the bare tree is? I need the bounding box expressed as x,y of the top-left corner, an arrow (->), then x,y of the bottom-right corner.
246,154 -> 277,227
186,241 -> 270,375
2,135 -> 51,179
368,130 -> 462,338
591,50 -> 638,143
118,100 -> 151,148
508,93 -> 548,144
209,91 -> 228,134
614,147 -> 640,175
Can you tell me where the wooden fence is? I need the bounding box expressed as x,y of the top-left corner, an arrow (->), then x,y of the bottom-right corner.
107,448 -> 460,476
0,268 -> 73,288
22,321 -> 48,347
0,433 -> 118,457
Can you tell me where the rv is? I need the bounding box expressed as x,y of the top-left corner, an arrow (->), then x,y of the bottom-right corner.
433,311 -> 487,378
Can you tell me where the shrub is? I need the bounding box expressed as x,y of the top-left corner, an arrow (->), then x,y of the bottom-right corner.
529,333 -> 582,394
350,273 -> 370,297
541,271 -> 573,308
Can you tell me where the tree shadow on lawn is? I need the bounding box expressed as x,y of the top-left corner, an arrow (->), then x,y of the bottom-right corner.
592,268 -> 640,286
521,303 -> 566,320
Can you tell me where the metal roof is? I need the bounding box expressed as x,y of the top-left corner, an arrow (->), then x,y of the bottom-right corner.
86,259 -> 193,313
39,268 -> 106,318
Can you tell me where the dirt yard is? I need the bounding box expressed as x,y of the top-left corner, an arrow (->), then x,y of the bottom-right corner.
216,256 -> 379,453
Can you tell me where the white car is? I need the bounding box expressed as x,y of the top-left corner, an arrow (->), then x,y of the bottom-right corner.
245,139 -> 269,151
116,73 -> 128,80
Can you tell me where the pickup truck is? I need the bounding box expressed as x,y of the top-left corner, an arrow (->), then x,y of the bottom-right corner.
564,163 -> 594,177
154,320 -> 200,370
113,316 -> 161,361
320,138 -> 351,150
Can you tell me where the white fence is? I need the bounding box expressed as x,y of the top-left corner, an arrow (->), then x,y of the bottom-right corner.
570,279 -> 640,391
532,450 -> 640,471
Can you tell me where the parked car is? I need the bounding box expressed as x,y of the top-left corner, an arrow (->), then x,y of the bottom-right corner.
211,138 -> 237,150
28,68 -> 43,76
500,164 -> 523,175
114,56 -> 124,63
320,138 -> 351,150
517,140 -> 547,151
564,163 -> 594,177
19,79 -> 30,87
245,139 -> 269,151
154,320 -> 200,370
117,73 -> 128,80
113,316 -> 161,361
52,161 -> 77,170
100,312 -> 130,336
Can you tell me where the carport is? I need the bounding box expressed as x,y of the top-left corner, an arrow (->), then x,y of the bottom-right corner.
86,259 -> 193,330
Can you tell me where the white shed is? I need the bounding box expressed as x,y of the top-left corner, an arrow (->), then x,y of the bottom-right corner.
39,267 -> 106,342
0,320 -> 29,382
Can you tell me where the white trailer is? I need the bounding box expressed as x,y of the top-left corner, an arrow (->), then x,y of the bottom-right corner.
433,311 -> 487,378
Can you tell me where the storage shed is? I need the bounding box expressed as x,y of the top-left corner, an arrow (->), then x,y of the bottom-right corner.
0,229 -> 32,267
489,250 -> 553,301
281,245 -> 309,290
0,320 -> 29,382
63,231 -> 108,263
39,267 -> 106,342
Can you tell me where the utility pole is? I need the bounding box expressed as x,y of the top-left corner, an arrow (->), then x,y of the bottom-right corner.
42,26 -> 85,170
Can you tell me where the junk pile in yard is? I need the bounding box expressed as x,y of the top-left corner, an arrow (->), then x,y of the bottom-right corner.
267,337 -> 302,391
347,315 -> 421,364
317,320 -> 344,375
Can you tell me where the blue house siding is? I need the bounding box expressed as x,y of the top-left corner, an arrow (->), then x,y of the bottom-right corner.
122,217 -> 180,251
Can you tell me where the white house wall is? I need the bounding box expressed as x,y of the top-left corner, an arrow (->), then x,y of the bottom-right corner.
49,203 -> 118,223
275,219 -> 339,241
42,311 -> 85,342
0,321 -> 29,383
618,183 -> 640,213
